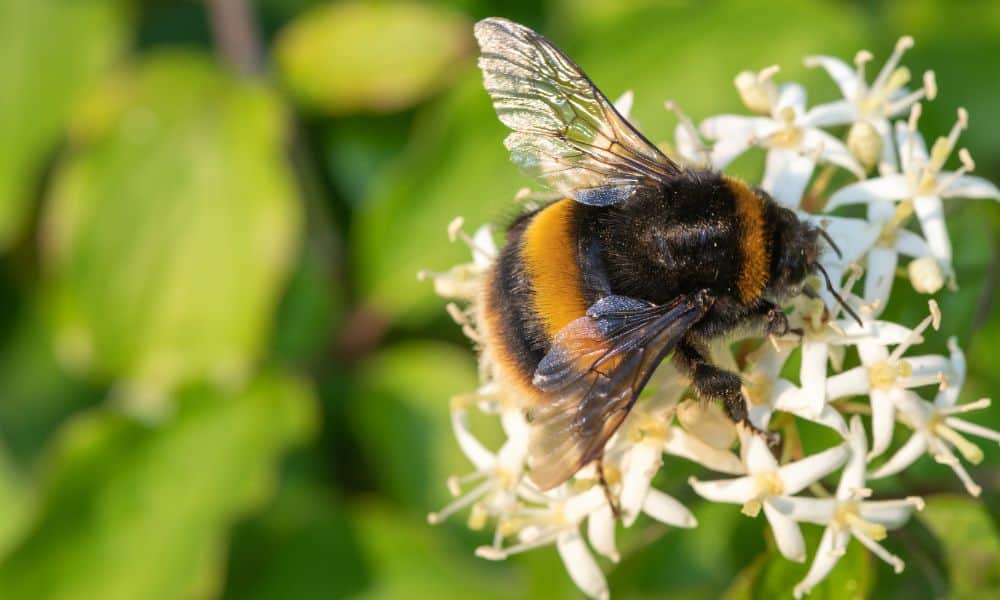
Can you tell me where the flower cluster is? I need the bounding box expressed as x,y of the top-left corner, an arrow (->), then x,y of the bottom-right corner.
423,38 -> 999,598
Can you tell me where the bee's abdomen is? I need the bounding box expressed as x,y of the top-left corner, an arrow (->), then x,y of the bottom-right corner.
481,199 -> 592,392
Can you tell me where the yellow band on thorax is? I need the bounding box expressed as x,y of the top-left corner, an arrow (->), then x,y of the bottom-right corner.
725,177 -> 770,303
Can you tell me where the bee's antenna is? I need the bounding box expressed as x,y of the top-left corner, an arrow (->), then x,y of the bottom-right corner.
815,262 -> 863,326
818,227 -> 843,260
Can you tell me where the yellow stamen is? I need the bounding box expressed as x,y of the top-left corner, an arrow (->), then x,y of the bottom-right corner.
933,422 -> 984,464
468,503 -> 489,530
741,500 -> 763,517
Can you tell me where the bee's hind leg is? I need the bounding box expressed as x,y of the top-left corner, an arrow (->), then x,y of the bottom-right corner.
675,339 -> 781,450
596,457 -> 621,519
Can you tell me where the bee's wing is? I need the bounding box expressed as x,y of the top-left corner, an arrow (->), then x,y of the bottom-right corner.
526,293 -> 712,490
474,18 -> 681,207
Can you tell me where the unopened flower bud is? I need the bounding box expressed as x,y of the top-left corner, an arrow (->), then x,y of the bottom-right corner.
734,67 -> 778,114
908,256 -> 945,294
847,121 -> 882,172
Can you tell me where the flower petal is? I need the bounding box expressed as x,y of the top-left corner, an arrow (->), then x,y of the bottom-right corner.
800,340 -> 829,417
895,120 -> 929,171
869,387 -> 897,458
836,417 -> 869,498
894,228 -> 931,258
772,495 -> 836,525
619,442 -> 662,526
913,195 -> 952,267
942,174 -> 1000,199
794,527 -> 851,598
868,431 -> 927,479
663,427 -> 745,475
776,82 -> 807,115
903,355 -> 952,388
688,475 -> 757,504
557,530 -> 610,600
826,366 -> 870,400
762,148 -> 815,208
587,505 -> 619,562
805,55 -> 860,100
744,431 -> 780,472
865,246 -> 898,314
764,500 -> 806,562
779,443 -> 850,495
451,406 -> 496,471
803,128 -> 864,178
804,99 -> 856,127
827,175 -> 910,209
859,499 -> 920,529
643,489 -> 697,528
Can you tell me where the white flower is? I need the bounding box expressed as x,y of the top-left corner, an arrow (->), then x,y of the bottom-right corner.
701,69 -> 863,207
825,301 -> 950,458
870,338 -> 998,496
787,418 -> 924,597
805,36 -> 936,174
427,34 -> 998,599
828,106 -> 1000,280
664,100 -> 712,167
417,219 -> 497,302
475,486 -> 611,600
428,396 -> 529,527
742,301 -> 915,439
690,432 -> 850,562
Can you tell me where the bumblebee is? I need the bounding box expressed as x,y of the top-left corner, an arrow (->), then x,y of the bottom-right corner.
474,18 -> 852,491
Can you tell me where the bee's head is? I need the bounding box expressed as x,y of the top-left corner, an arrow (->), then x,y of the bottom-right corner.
765,205 -> 820,297
765,201 -> 862,325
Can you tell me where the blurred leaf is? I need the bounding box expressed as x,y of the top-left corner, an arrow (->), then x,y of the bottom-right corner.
271,241 -> 342,365
274,1 -> 472,115
350,501 -> 520,600
223,479 -> 367,600
919,494 -> 1000,597
42,52 -> 302,392
0,441 -> 30,561
610,501 -> 766,599
0,299 -> 102,464
0,371 -> 316,600
351,340 -> 488,512
0,0 -> 129,251
748,525 -> 872,599
353,0 -> 866,324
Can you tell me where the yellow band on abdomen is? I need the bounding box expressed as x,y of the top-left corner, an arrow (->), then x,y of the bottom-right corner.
521,199 -> 588,338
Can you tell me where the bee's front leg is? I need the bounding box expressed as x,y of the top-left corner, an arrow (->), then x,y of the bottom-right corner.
759,301 -> 802,339
675,339 -> 781,449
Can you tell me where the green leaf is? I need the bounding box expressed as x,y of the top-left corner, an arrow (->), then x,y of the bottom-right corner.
919,494 -> 1000,597
0,0 -> 129,251
0,441 -> 31,561
0,371 -> 317,600
610,501 -> 766,599
274,2 -> 472,115
42,52 -> 302,392
351,341 -> 492,512
350,502 -> 520,600
223,480 -> 368,600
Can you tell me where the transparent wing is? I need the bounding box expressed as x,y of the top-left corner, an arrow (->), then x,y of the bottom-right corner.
474,17 -> 681,206
526,293 -> 712,490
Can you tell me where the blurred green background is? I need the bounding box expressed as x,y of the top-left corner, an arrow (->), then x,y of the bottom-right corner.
1,0 -> 998,598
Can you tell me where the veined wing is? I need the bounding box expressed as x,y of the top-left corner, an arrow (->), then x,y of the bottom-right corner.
527,292 -> 712,490
474,17 -> 681,207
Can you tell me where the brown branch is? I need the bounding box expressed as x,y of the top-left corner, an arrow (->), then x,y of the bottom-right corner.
206,0 -> 262,74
